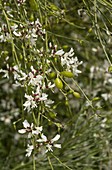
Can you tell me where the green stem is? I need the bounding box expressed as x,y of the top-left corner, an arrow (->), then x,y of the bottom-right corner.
51,61 -> 60,75
48,156 -> 54,170
45,0 -> 48,52
94,0 -> 112,65
32,112 -> 37,125
32,137 -> 36,170
72,79 -> 94,109
2,9 -> 19,65
51,153 -> 73,170
33,154 -> 36,170
37,112 -> 41,126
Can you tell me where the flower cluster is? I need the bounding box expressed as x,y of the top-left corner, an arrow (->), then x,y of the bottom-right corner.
0,18 -> 45,46
0,64 -> 55,112
18,120 -> 61,157
55,48 -> 83,76
0,13 -> 82,160
0,24 -> 11,42
48,43 -> 83,76
17,0 -> 26,6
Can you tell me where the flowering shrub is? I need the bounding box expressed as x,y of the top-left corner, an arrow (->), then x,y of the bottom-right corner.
0,0 -> 112,169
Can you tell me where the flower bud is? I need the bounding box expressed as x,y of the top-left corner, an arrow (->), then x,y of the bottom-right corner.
73,91 -> 81,98
48,72 -> 57,79
60,71 -> 74,78
54,78 -> 63,89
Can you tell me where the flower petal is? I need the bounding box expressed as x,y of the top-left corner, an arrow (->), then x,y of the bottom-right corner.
23,120 -> 30,128
26,144 -> 34,157
55,49 -> 64,56
18,129 -> 26,134
51,134 -> 60,142
54,144 -> 61,148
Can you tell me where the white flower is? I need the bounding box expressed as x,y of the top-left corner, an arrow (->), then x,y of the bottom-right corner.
46,134 -> 61,153
51,134 -> 60,142
37,133 -> 47,142
72,66 -> 82,76
44,99 -> 54,108
32,126 -> 43,135
18,120 -> 43,138
49,42 -> 52,48
30,37 -> 37,46
47,82 -> 55,88
35,86 -> 41,94
30,66 -> 36,74
13,31 -> 22,37
46,144 -> 53,152
63,48 -> 73,59
12,65 -> 27,81
61,50 -> 83,76
17,0 -> 26,6
13,71 -> 21,80
18,120 -> 33,137
53,144 -> 61,148
26,144 -> 34,157
0,31 -> 11,42
35,18 -> 42,26
39,93 -> 48,101
46,143 -> 61,153
23,93 -> 37,112
19,71 -> 27,81
31,28 -> 38,38
0,69 -> 9,78
37,134 -> 61,153
11,24 -> 18,31
61,57 -> 67,66
55,49 -> 64,56
23,119 -> 32,129
28,73 -> 43,86
0,35 -> 5,42
67,48 -> 74,57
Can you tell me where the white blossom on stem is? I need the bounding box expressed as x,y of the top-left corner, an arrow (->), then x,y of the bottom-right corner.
37,133 -> 61,153
55,49 -> 64,56
18,120 -> 34,138
26,144 -> 34,157
28,72 -> 43,86
55,48 -> 83,76
23,93 -> 37,112
0,69 -> 9,79
18,120 -> 43,138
